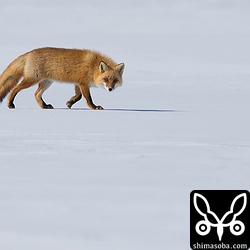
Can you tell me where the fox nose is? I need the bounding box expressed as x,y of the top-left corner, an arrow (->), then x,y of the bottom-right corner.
108,88 -> 113,92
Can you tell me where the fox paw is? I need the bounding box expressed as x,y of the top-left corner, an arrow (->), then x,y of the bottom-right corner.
8,103 -> 15,109
66,101 -> 72,109
43,104 -> 54,109
94,105 -> 104,110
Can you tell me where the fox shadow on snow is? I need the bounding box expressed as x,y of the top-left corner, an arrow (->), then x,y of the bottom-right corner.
62,108 -> 179,113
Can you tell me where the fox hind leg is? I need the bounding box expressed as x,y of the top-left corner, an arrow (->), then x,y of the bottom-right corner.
66,85 -> 82,109
7,78 -> 37,109
34,80 -> 53,109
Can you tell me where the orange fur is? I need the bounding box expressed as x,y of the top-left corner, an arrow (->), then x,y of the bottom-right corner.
0,47 -> 125,110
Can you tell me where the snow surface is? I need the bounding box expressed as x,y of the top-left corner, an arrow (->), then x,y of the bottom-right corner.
0,0 -> 250,249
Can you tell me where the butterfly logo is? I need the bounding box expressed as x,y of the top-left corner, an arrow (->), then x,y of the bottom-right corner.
193,193 -> 247,241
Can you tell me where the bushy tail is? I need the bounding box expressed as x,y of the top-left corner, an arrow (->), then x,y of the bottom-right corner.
0,54 -> 27,102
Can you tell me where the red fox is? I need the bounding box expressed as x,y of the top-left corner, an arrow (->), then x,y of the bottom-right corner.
0,47 -> 125,110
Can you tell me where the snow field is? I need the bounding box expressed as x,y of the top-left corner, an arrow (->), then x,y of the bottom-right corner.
0,0 -> 250,249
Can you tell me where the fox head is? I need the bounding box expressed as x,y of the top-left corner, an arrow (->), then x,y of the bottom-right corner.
97,61 -> 125,92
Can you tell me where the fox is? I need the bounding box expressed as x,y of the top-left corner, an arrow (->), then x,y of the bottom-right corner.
0,47 -> 125,110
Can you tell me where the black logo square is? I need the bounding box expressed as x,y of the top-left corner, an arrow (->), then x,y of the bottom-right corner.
190,190 -> 250,250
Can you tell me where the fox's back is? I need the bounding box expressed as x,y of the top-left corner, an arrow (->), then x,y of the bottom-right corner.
24,47 -> 117,83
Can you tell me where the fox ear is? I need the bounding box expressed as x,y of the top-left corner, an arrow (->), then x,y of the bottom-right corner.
116,63 -> 125,75
99,61 -> 108,73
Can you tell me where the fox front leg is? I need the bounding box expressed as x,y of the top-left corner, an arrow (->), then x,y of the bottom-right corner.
78,84 -> 103,110
66,85 -> 82,109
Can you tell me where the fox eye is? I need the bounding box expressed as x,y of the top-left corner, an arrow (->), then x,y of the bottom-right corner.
103,78 -> 108,82
113,78 -> 118,84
